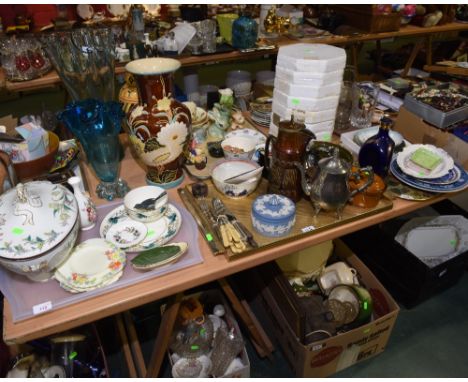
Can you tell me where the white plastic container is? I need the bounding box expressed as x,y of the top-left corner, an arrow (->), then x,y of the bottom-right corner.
274,78 -> 341,98
273,89 -> 339,112
272,102 -> 337,124
275,65 -> 344,85
276,43 -> 346,73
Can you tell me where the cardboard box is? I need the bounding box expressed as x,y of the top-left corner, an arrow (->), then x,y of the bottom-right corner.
342,200 -> 468,308
164,289 -> 250,378
256,239 -> 400,377
394,106 -> 468,169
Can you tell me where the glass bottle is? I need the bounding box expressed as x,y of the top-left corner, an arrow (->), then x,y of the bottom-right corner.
334,65 -> 355,132
232,7 -> 258,50
358,116 -> 395,178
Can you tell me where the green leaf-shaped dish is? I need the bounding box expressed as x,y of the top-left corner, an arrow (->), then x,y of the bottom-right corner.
131,242 -> 188,271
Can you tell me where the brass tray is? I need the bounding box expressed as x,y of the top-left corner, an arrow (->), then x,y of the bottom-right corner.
182,178 -> 393,261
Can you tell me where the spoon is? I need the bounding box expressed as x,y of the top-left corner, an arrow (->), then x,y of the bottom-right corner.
224,166 -> 263,185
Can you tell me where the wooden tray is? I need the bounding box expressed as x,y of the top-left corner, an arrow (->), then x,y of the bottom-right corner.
183,178 -> 393,261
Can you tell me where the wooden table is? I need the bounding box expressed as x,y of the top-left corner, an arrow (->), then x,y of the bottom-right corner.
3,22 -> 468,93
3,134 -> 454,344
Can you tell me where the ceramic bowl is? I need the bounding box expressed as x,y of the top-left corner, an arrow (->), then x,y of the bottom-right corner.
221,136 -> 256,160
13,131 -> 60,181
0,181 -> 79,281
212,160 -> 261,198
124,185 -> 169,223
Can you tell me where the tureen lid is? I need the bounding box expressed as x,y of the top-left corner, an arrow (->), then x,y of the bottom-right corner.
252,194 -> 296,222
0,181 -> 78,260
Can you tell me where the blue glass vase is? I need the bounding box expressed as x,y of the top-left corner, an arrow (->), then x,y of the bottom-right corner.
358,116 -> 395,178
57,99 -> 129,200
232,14 -> 258,50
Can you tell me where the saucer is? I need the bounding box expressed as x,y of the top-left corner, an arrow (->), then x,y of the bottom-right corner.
100,203 -> 182,252
105,221 -> 147,249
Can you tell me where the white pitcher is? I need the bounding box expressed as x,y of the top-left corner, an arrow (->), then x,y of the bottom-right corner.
68,176 -> 97,231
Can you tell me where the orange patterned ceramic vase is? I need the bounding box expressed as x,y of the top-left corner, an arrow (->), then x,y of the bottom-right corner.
125,58 -> 192,189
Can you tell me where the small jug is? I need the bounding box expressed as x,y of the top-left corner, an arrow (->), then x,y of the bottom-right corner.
0,150 -> 18,194
68,176 -> 97,231
295,148 -> 374,219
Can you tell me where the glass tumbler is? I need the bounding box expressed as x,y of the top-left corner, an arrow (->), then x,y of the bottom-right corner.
349,82 -> 380,130
200,19 -> 217,53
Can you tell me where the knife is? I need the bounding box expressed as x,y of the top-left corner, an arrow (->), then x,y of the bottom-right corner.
212,198 -> 259,249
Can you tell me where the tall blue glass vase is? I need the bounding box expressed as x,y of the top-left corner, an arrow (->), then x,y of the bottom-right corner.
58,99 -> 129,200
232,13 -> 258,50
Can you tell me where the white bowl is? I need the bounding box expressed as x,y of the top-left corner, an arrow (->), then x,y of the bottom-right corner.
221,136 -> 256,160
212,160 -> 262,198
227,70 -> 251,81
124,185 -> 169,223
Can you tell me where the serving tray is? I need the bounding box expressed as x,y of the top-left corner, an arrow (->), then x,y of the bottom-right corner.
183,179 -> 393,261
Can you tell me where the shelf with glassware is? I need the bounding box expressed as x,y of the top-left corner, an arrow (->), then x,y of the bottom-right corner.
1,36 -> 467,345
3,21 -> 468,94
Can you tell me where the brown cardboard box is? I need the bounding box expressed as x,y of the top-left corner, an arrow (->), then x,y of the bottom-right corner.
257,239 -> 400,377
394,106 -> 468,169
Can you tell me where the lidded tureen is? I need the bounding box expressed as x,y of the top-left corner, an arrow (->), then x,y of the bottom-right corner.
0,181 -> 79,281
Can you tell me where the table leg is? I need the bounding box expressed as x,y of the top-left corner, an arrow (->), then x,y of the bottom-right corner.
401,39 -> 424,78
426,35 -> 433,66
115,314 -> 138,378
123,311 -> 147,377
218,277 -> 274,359
145,293 -> 183,378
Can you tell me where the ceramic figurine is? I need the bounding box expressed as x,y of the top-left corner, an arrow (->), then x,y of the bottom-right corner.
68,176 -> 97,231
126,58 -> 192,189
207,103 -> 231,141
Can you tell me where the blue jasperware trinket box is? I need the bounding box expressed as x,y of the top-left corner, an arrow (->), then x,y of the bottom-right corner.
251,194 -> 296,237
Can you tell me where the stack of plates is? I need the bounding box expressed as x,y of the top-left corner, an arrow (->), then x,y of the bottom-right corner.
250,98 -> 272,127
55,239 -> 126,293
192,107 -> 209,129
390,144 -> 468,193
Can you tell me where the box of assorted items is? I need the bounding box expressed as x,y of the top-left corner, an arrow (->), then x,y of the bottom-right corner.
342,200 -> 468,308
394,106 -> 468,168
331,5 -> 401,33
253,239 -> 399,377
403,82 -> 468,129
164,290 -> 250,378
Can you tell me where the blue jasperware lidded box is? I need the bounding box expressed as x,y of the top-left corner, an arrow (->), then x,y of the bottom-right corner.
251,194 -> 296,237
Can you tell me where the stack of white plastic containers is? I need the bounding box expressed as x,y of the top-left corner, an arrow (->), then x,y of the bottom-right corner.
271,43 -> 347,141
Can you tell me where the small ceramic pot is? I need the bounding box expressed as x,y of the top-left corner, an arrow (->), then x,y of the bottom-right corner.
251,194 -> 296,237
221,136 -> 256,160
124,185 -> 168,223
349,169 -> 386,208
212,160 -> 261,198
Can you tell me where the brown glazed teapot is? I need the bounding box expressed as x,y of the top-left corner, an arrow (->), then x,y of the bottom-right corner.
264,117 -> 316,202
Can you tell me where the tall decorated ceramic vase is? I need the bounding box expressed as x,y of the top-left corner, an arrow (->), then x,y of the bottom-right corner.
125,58 -> 192,189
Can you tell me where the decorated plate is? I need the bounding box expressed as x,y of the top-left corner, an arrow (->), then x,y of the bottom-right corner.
106,4 -> 130,17
55,238 -> 125,291
105,221 -> 147,249
353,127 -> 404,147
100,203 -> 182,252
396,144 -> 454,179
0,182 -> 78,260
76,4 -> 94,20
390,159 -> 468,194
57,270 -> 123,293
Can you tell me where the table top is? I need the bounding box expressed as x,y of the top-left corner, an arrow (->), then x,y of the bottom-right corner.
3,133 -> 453,344
4,22 -> 468,93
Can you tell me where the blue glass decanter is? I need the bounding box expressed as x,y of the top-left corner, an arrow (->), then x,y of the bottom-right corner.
358,116 -> 395,179
232,8 -> 258,50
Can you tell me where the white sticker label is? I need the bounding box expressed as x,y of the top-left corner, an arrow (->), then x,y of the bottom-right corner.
302,225 -> 316,233
312,344 -> 323,351
33,301 -> 52,315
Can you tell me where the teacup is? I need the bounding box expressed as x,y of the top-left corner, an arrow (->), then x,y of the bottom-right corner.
317,261 -> 357,295
124,185 -> 168,223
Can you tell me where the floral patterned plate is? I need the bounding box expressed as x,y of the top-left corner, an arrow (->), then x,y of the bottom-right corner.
99,203 -> 182,252
55,238 -> 125,292
105,221 -> 147,249
57,270 -> 123,293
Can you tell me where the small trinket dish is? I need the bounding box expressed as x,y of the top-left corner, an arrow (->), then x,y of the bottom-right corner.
124,185 -> 168,223
131,242 -> 188,271
105,221 -> 147,249
251,194 -> 296,237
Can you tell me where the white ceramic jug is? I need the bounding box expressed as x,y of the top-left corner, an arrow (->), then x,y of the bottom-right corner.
68,176 -> 97,231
